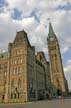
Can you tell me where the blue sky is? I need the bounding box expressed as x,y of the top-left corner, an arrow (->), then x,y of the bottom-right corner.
57,2 -> 71,11
0,0 -> 71,90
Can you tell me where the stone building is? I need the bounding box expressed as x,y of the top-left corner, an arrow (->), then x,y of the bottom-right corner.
0,52 -> 9,103
47,23 -> 69,96
36,52 -> 53,98
0,23 -> 68,103
0,30 -> 51,103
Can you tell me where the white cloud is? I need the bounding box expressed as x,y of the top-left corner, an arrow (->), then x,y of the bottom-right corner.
64,59 -> 71,90
0,0 -> 71,56
0,12 -> 10,22
0,0 -> 71,89
64,60 -> 71,73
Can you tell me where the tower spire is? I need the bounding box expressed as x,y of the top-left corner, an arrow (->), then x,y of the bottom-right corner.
48,22 -> 56,38
47,22 -> 68,96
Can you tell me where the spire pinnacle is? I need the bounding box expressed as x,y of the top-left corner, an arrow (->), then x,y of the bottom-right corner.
47,21 -> 57,41
48,22 -> 56,38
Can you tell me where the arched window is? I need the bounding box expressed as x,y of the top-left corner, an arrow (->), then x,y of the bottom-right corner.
15,67 -> 17,75
17,67 -> 20,74
11,93 -> 13,99
13,68 -> 15,75
18,79 -> 21,88
13,67 -> 17,75
4,71 -> 7,78
11,80 -> 14,88
17,67 -> 22,74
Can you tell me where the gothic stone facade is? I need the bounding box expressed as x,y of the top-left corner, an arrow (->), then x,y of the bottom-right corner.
0,30 -> 52,103
0,23 -> 68,103
47,23 -> 69,96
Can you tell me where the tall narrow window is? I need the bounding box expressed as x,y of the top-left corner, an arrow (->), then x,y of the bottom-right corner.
18,58 -> 22,64
15,67 -> 17,75
18,79 -> 21,88
18,67 -> 22,74
13,67 -> 17,75
13,68 -> 15,75
4,72 -> 7,78
11,80 -> 14,88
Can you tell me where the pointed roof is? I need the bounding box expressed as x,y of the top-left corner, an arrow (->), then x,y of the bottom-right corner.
36,51 -> 47,63
13,30 -> 30,45
48,22 -> 56,38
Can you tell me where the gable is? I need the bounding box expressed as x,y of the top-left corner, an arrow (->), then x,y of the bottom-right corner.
14,30 -> 30,45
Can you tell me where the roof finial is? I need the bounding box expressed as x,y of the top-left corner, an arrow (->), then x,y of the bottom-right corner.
48,18 -> 50,21
48,18 -> 50,23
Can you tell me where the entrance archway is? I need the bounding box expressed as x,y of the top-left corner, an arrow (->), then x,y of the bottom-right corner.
57,89 -> 62,96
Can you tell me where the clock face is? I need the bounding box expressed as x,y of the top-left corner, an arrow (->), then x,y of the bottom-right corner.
50,37 -> 54,41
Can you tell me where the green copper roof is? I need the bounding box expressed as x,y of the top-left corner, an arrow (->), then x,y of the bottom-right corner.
48,22 -> 56,38
0,52 -> 8,60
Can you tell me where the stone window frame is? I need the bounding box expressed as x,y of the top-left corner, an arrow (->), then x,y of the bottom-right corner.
13,67 -> 22,75
18,58 -> 23,64
11,80 -> 14,89
18,78 -> 21,88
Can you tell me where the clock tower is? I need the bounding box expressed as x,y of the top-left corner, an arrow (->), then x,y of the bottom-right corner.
47,22 -> 68,96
